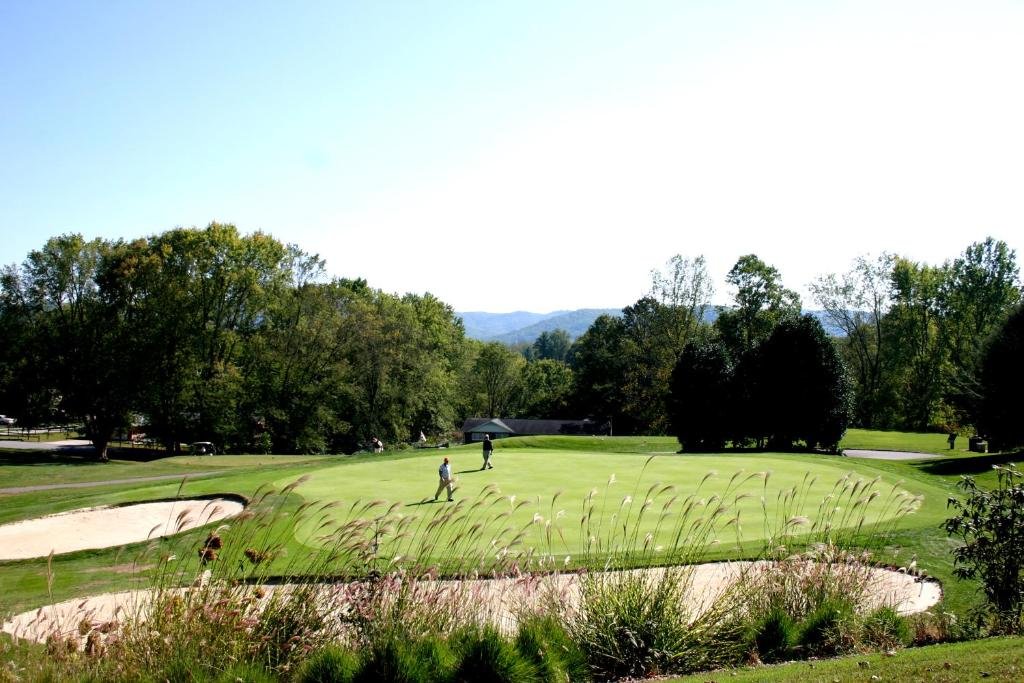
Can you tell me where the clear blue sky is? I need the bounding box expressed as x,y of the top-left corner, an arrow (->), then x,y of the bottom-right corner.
2,1 -> 1022,311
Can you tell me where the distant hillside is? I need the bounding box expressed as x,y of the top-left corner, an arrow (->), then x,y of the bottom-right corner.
458,308 -> 621,343
490,308 -> 623,345
459,308 -> 846,345
458,311 -> 564,340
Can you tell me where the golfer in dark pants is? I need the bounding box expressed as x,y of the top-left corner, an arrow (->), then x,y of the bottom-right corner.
481,434 -> 494,470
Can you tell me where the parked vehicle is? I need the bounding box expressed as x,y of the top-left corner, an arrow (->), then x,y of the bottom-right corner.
190,441 -> 216,455
0,415 -> 15,426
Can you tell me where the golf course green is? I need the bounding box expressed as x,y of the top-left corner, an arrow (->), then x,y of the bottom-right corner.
0,430 -> 975,618
282,443 -> 939,563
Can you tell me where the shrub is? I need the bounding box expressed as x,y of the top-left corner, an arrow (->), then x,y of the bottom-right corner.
215,661 -> 277,683
751,606 -> 798,663
453,625 -> 538,683
295,645 -> 361,683
944,464 -> 1024,633
861,606 -> 912,650
572,572 -> 690,680
515,613 -> 589,683
797,598 -> 856,657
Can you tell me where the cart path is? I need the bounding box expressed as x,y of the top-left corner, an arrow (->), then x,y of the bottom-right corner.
0,471 -> 223,495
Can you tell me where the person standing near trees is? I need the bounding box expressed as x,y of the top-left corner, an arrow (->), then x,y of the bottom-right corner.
434,456 -> 454,502
481,434 -> 494,470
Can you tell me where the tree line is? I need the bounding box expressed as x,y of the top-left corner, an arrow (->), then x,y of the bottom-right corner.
0,226 -> 1021,458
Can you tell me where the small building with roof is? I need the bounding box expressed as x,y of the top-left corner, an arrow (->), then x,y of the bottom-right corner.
460,417 -> 610,443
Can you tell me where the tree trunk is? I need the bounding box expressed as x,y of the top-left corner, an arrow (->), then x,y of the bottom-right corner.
93,437 -> 109,462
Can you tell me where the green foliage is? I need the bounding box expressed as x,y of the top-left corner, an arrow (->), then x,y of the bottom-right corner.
715,254 -> 801,359
572,571 -> 693,680
861,606 -> 912,650
531,328 -> 571,362
669,339 -> 733,451
467,341 -> 527,418
797,597 -> 857,657
978,304 -> 1024,451
515,613 -> 590,683
944,464 -> 1024,632
751,314 -> 852,451
809,253 -> 895,428
453,625 -> 538,683
518,359 -> 574,419
939,237 -> 1021,419
751,606 -> 798,663
355,636 -> 456,683
568,314 -> 628,425
295,645 -> 361,683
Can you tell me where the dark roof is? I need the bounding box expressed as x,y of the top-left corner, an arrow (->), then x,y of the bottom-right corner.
460,417 -> 600,436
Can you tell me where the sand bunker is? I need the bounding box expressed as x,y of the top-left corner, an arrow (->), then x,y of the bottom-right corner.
3,561 -> 940,645
0,497 -> 245,561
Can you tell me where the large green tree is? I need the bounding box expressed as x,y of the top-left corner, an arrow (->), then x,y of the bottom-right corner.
7,235 -> 146,460
810,253 -> 895,428
883,258 -> 949,431
715,254 -> 801,358
747,315 -> 852,452
467,341 -> 526,418
977,304 -> 1024,451
939,238 -> 1020,421
568,314 -> 628,429
669,340 -> 733,452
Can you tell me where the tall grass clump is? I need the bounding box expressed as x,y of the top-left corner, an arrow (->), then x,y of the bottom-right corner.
514,613 -> 589,683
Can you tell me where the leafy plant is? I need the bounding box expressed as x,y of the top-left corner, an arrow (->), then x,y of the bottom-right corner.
751,606 -> 798,663
861,606 -> 912,650
797,597 -> 856,656
294,644 -> 361,683
944,464 -> 1024,633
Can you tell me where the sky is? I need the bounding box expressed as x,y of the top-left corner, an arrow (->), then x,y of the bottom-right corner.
2,1 -> 1022,313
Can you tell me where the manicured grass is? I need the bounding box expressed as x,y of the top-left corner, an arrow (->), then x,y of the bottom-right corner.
672,636 -> 1024,682
287,446 -> 942,559
0,449 -> 334,490
840,428 -> 966,455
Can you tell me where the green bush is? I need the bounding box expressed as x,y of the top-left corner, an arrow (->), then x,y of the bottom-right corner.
515,613 -> 589,683
751,606 -> 798,663
215,662 -> 278,683
294,645 -> 360,683
861,606 -> 912,650
945,464 -> 1024,633
798,598 -> 856,657
453,625 -> 538,683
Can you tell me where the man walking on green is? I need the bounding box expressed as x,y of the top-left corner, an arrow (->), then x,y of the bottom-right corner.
481,434 -> 494,470
434,456 -> 454,502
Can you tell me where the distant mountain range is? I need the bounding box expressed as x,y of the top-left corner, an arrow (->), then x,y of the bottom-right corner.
458,309 -> 622,345
458,308 -> 846,344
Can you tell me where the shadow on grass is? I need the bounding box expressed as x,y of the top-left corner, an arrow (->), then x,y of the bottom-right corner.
916,450 -> 1024,476
0,446 -> 171,467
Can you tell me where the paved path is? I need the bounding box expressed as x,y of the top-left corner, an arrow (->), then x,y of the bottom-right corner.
843,449 -> 942,461
0,471 -> 223,495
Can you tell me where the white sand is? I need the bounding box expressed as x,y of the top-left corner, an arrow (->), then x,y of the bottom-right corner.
0,498 -> 245,560
2,561 -> 941,645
